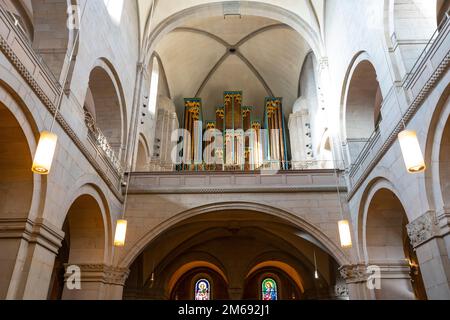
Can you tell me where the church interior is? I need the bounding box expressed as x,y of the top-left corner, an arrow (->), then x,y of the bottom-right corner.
0,0 -> 449,301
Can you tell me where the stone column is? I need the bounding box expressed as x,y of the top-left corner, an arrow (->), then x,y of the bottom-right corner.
407,211 -> 450,299
373,262 -> 415,300
0,218 -> 64,300
62,264 -> 129,300
339,264 -> 373,300
227,287 -> 243,300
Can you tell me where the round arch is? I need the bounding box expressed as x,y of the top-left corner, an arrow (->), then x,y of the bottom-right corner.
141,1 -> 324,67
119,202 -> 351,270
167,260 -> 229,297
246,261 -> 305,294
58,181 -> 113,264
86,58 -> 128,159
340,52 -> 382,163
425,82 -> 450,214
357,177 -> 409,262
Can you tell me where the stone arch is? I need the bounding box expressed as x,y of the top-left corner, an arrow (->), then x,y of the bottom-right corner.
358,178 -> 427,300
119,202 -> 351,270
48,183 -> 111,300
318,129 -> 334,168
141,1 -> 324,68
0,80 -> 42,299
425,82 -> 450,214
167,260 -> 229,300
341,52 -> 382,164
167,260 -> 229,297
384,0 -> 439,80
246,261 -> 305,295
135,134 -> 150,171
85,58 -> 127,159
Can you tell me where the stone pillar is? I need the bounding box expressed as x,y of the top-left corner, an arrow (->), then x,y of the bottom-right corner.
0,218 -> 64,300
228,287 -> 243,300
407,211 -> 450,299
339,264 -> 373,300
288,110 -> 313,169
62,264 -> 129,300
373,262 -> 415,300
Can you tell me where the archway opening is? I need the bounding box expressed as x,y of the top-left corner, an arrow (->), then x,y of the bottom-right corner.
142,4 -> 322,171
243,267 -> 303,300
85,66 -> 124,157
123,210 -> 343,300
135,138 -> 148,171
170,267 -> 229,300
345,60 -> 382,162
47,194 -> 106,300
365,188 -> 427,300
0,101 -> 33,299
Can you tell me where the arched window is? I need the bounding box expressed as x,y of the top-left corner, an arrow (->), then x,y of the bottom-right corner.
261,278 -> 278,301
195,279 -> 210,300
148,57 -> 160,115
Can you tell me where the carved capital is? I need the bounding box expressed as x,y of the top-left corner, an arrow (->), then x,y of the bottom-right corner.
334,284 -> 349,298
65,264 -> 130,286
406,211 -> 438,248
339,264 -> 368,283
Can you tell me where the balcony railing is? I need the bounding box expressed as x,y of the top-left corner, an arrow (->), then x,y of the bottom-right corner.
404,10 -> 450,88
347,13 -> 450,195
161,160 -> 341,173
85,110 -> 124,175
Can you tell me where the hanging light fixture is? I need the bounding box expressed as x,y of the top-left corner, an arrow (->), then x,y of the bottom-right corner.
32,5 -> 87,175
398,130 -> 426,173
114,0 -> 158,248
114,219 -> 128,247
338,220 -> 353,248
32,131 -> 58,174
333,162 -> 353,249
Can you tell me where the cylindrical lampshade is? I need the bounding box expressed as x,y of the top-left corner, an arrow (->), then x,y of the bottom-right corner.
338,220 -> 352,248
32,131 -> 58,175
398,130 -> 426,173
114,219 -> 128,247
314,270 -> 319,279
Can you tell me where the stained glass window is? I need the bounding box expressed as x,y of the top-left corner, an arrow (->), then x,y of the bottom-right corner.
195,279 -> 210,300
262,278 -> 278,300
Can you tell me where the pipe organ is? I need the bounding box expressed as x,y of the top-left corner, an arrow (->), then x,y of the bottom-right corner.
179,91 -> 288,171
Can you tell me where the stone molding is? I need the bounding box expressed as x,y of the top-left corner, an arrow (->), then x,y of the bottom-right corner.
334,284 -> 350,298
65,264 -> 130,286
407,211 -> 439,248
128,170 -> 347,194
339,264 -> 369,283
0,218 -> 65,254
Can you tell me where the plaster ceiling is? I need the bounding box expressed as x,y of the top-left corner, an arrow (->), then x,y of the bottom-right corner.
154,15 -> 311,121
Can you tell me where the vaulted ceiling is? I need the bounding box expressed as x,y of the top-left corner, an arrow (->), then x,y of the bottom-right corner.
156,16 -> 310,120
136,0 -> 324,120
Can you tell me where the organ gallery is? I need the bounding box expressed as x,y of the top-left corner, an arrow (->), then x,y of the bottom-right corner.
179,91 -> 289,171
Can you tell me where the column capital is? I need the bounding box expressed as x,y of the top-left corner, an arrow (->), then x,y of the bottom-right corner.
406,210 -> 439,248
0,217 -> 64,254
339,264 -> 369,283
65,264 -> 130,286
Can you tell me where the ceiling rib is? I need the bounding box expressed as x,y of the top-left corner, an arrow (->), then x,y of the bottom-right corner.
185,25 -> 290,98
